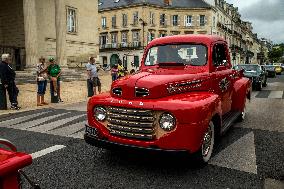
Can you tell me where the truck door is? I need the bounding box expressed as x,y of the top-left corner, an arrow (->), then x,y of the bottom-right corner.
211,43 -> 233,115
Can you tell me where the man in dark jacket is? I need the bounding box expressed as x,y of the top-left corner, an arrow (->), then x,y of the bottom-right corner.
0,54 -> 20,110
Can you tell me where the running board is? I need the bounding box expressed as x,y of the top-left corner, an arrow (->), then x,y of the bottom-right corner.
221,111 -> 241,134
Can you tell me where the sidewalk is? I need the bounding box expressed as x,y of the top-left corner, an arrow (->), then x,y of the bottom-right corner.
0,71 -> 112,116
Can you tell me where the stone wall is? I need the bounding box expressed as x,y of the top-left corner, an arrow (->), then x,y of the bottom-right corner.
35,0 -> 99,67
0,0 -> 25,48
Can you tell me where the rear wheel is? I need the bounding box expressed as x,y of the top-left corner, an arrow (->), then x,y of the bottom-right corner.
256,82 -> 262,91
237,103 -> 246,122
192,121 -> 215,164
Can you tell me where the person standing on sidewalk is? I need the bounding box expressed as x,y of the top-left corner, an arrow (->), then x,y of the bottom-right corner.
117,60 -> 125,79
86,57 -> 101,96
111,64 -> 118,81
47,57 -> 63,102
0,54 -> 20,110
36,57 -> 48,106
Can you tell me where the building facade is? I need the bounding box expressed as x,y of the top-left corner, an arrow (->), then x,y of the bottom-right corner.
99,0 -> 270,69
99,0 -> 214,70
0,0 -> 99,70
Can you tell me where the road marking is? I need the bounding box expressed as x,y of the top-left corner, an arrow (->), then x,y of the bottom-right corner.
31,145 -> 66,159
13,113 -> 70,130
210,132 -> 257,174
268,91 -> 283,99
28,114 -> 85,133
48,121 -> 86,136
0,111 -> 52,127
68,130 -> 85,139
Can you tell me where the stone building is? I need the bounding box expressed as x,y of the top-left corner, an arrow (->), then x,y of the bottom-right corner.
98,0 -> 214,70
0,0 -> 99,70
98,0 -> 270,69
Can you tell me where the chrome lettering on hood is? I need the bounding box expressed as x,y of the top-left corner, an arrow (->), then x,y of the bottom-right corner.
109,99 -> 144,106
167,80 -> 203,94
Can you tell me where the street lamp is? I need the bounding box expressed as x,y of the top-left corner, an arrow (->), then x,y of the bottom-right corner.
139,18 -> 147,48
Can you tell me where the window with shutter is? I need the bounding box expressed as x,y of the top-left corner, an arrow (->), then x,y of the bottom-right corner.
112,16 -> 117,28
122,14 -> 127,27
172,15 -> 178,26
101,17 -> 107,28
67,7 -> 77,33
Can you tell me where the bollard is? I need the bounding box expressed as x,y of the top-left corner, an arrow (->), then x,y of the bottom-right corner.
50,81 -> 58,103
87,79 -> 94,97
0,83 -> 7,110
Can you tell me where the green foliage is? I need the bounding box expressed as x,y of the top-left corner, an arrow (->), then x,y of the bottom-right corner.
268,43 -> 284,63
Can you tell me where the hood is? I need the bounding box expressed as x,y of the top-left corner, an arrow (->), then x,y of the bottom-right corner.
111,67 -> 209,99
244,70 -> 260,77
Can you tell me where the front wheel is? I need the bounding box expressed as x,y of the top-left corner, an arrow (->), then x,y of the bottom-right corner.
192,121 -> 215,164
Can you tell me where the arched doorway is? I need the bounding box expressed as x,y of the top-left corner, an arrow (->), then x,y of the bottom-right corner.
110,54 -> 119,67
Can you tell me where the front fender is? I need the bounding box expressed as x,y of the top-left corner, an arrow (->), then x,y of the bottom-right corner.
87,91 -> 221,125
231,77 -> 251,111
87,91 -> 222,153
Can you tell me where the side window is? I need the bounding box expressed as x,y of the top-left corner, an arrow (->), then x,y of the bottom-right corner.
213,44 -> 228,67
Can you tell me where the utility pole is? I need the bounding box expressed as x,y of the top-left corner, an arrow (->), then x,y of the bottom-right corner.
139,18 -> 147,48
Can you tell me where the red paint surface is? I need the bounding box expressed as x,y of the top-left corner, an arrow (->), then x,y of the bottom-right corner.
0,148 -> 32,189
87,35 -> 251,153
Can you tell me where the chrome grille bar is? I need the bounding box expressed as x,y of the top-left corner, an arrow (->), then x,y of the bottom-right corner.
110,130 -> 154,140
108,118 -> 154,128
107,106 -> 155,140
108,123 -> 154,134
108,107 -> 153,116
108,112 -> 154,122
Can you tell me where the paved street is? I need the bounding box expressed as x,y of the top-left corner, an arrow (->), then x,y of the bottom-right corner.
0,76 -> 284,189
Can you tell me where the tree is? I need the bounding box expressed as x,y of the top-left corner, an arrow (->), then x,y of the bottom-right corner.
268,43 -> 284,63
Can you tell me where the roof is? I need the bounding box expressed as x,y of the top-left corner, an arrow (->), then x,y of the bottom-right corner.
147,35 -> 226,48
99,0 -> 211,10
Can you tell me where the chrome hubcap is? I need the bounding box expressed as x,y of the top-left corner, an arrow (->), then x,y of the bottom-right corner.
242,107 -> 246,120
202,126 -> 212,157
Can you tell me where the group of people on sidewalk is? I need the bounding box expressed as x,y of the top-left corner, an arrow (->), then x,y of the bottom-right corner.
110,60 -> 136,82
1,53 -> 139,110
0,53 -> 62,110
36,57 -> 63,106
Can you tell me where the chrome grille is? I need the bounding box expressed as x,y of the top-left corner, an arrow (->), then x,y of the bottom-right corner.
135,87 -> 149,97
112,88 -> 122,96
107,107 -> 155,140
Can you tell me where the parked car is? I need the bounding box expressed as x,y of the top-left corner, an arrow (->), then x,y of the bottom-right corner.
85,35 -> 251,164
233,64 -> 267,91
262,65 -> 276,78
274,65 -> 282,75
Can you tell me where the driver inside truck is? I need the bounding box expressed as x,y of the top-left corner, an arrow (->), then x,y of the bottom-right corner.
157,45 -> 184,64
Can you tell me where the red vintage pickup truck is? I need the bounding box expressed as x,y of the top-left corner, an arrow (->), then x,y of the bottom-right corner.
85,35 -> 251,163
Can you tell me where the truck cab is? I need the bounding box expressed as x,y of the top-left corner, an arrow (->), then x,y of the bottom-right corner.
85,35 -> 251,164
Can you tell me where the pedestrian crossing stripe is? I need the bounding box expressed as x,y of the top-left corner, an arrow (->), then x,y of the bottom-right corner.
254,90 -> 284,99
0,109 -> 86,139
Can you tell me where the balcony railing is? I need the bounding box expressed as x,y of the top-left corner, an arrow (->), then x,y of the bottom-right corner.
100,42 -> 142,50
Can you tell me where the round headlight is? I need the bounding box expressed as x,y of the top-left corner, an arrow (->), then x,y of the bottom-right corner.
94,106 -> 107,121
159,113 -> 176,131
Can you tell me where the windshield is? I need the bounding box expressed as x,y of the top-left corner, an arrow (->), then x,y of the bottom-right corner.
236,65 -> 261,72
145,44 -> 207,66
264,65 -> 274,69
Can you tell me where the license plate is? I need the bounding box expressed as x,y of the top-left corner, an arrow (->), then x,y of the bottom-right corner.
85,125 -> 98,137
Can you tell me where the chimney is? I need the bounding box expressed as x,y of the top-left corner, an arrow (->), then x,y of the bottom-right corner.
164,0 -> 172,6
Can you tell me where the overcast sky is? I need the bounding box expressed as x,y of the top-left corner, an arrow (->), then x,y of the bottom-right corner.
226,0 -> 284,44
